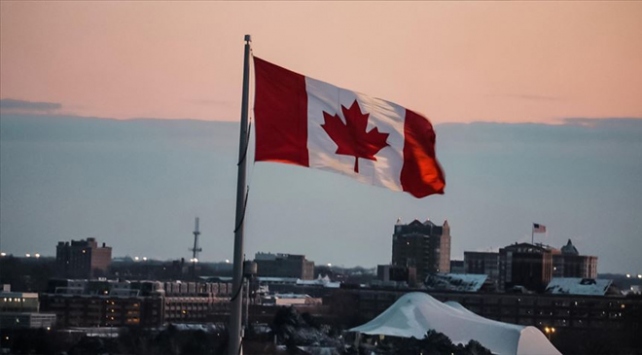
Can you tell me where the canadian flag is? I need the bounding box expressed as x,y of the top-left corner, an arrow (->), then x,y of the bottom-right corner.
253,57 -> 445,198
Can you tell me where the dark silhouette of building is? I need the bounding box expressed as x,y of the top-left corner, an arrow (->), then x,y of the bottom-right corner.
391,219 -> 451,282
552,239 -> 598,278
499,243 -> 553,292
327,286 -> 642,354
56,238 -> 112,279
449,260 -> 465,274
0,285 -> 57,329
254,253 -> 315,280
40,278 -> 233,327
376,264 -> 417,286
464,251 -> 500,279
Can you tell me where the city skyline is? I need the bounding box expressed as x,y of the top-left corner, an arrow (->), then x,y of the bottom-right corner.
2,115 -> 640,274
1,2 -> 641,274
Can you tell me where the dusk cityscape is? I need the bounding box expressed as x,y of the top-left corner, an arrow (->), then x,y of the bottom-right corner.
1,2 -> 642,355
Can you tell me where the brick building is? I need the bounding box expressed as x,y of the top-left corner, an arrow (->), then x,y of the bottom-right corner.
40,279 -> 233,327
56,238 -> 112,279
552,239 -> 598,278
391,219 -> 451,282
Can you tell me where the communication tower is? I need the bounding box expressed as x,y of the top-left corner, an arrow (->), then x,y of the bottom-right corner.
189,217 -> 202,262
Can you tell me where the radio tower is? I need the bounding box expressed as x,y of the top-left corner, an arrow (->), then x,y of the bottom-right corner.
189,217 -> 202,278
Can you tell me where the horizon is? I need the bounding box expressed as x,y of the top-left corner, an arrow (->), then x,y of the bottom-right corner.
2,114 -> 641,274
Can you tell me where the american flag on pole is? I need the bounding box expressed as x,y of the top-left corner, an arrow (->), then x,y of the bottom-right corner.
533,223 -> 547,233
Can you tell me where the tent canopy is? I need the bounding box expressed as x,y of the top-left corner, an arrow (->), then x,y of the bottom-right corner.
349,292 -> 560,355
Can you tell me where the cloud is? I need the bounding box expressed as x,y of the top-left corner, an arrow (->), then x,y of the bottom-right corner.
562,117 -> 642,129
0,98 -> 62,112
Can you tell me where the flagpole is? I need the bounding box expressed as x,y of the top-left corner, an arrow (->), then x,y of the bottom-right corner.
229,34 -> 251,355
531,225 -> 534,245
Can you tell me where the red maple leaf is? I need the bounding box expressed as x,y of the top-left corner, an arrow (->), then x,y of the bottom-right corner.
321,100 -> 389,173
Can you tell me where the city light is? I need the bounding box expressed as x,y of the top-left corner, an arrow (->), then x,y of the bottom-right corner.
142,257 -> 148,261
638,274 -> 642,279
0,252 -> 6,257
327,263 -> 332,267
134,256 -> 140,261
626,274 -> 631,278
35,253 -> 40,258
225,259 -> 230,263
190,258 -> 199,263
25,254 -> 31,258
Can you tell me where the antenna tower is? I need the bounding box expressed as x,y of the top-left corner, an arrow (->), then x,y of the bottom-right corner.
189,217 -> 202,262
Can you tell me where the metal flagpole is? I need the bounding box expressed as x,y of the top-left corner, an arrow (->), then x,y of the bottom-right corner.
531,225 -> 534,245
229,34 -> 251,355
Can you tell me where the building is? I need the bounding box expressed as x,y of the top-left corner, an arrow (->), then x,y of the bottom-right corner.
254,252 -> 315,280
261,293 -> 322,307
499,243 -> 553,293
376,264 -> 417,286
40,278 -> 233,327
423,273 -> 490,292
56,238 -> 112,279
327,286 -> 642,351
545,277 -> 620,296
449,260 -> 465,274
552,239 -> 598,278
391,219 -> 451,282
464,251 -> 500,280
0,287 -> 56,329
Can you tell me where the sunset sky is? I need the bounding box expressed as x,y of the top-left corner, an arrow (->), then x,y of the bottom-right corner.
1,2 -> 641,274
2,1 -> 641,123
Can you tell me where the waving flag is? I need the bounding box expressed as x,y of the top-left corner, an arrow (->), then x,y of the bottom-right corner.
253,57 -> 445,198
533,223 -> 547,233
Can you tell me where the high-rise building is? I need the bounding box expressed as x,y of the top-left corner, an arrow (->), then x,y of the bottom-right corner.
553,239 -> 598,278
499,243 -> 553,292
254,252 -> 315,280
391,219 -> 451,282
56,238 -> 112,279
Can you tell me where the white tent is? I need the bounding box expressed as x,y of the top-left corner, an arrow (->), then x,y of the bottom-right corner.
349,292 -> 560,355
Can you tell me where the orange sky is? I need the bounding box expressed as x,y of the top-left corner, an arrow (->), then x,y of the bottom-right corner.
1,1 -> 641,123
